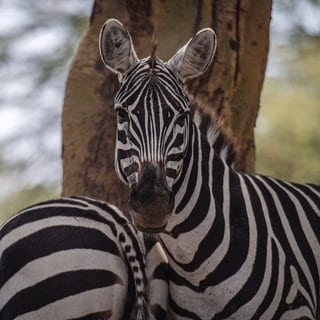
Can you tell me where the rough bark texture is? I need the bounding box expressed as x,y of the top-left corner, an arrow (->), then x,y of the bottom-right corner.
62,0 -> 271,209
186,0 -> 271,172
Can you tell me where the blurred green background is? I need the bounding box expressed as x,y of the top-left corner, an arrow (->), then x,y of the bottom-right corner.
0,0 -> 319,224
257,42 -> 320,183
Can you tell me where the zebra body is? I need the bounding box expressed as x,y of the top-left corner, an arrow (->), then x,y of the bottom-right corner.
161,114 -> 320,319
99,19 -> 320,319
0,196 -> 168,320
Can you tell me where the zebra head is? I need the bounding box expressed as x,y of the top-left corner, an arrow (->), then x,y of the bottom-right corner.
99,19 -> 216,232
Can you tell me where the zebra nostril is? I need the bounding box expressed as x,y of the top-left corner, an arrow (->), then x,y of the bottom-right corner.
135,182 -> 154,204
129,189 -> 141,212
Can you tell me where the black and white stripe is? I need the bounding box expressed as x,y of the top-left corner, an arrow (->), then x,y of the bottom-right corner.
0,196 -> 168,320
160,106 -> 320,319
99,19 -> 320,319
114,58 -> 190,189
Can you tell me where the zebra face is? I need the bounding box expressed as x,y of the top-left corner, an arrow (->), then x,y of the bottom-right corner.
113,60 -> 190,231
113,58 -> 191,189
99,19 -> 216,232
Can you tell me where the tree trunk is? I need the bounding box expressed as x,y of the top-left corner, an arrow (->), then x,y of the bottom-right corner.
62,0 -> 271,209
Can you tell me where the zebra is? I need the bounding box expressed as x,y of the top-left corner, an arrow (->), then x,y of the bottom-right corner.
0,196 -> 168,320
99,18 -> 320,319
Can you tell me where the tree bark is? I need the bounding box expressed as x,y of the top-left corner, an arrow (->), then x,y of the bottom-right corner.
62,0 -> 271,209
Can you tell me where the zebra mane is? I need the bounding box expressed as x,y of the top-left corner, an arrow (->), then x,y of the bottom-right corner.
149,34 -> 158,71
189,97 -> 237,167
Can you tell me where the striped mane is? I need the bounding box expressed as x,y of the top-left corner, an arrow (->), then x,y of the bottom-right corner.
149,35 -> 158,71
189,98 -> 237,167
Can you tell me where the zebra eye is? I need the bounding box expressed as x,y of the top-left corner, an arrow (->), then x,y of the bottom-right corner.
117,108 -> 128,121
175,112 -> 187,127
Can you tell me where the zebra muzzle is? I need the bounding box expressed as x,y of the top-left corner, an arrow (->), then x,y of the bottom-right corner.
128,162 -> 174,233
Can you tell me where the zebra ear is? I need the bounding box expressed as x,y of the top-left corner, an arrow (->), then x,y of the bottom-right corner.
167,28 -> 217,81
99,19 -> 139,81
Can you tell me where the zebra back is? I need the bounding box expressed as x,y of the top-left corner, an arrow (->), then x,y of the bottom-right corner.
0,196 -> 168,320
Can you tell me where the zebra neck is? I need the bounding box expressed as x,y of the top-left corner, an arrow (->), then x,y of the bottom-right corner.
164,125 -> 232,252
160,120 -> 249,276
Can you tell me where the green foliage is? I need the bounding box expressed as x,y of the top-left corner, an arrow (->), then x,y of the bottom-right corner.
256,39 -> 320,183
0,186 -> 59,225
0,2 -> 89,225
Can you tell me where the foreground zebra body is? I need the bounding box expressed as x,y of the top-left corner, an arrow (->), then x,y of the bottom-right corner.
0,196 -> 168,320
99,19 -> 320,319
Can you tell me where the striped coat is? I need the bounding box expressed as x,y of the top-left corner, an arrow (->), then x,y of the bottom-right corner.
0,196 -> 168,320
99,18 -> 320,319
